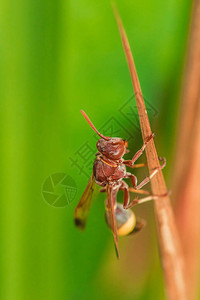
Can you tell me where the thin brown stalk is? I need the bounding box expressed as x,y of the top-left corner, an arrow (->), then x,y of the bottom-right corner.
173,1 -> 200,299
113,5 -> 188,300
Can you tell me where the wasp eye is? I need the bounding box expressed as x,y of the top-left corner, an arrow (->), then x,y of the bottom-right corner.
123,139 -> 128,148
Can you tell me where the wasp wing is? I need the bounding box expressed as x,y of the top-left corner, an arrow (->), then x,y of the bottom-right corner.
74,174 -> 95,230
107,185 -> 120,259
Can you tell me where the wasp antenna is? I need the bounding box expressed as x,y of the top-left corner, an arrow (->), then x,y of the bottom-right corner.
80,110 -> 110,140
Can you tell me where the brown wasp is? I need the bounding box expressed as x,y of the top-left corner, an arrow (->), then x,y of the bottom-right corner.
74,110 -> 166,258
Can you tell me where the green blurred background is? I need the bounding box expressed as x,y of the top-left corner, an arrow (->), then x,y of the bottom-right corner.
0,1 -> 192,299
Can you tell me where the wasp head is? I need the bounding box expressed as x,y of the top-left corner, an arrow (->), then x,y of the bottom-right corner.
81,110 -> 128,161
97,138 -> 128,160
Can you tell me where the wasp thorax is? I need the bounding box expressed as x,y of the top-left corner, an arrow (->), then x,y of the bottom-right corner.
97,138 -> 128,160
105,203 -> 136,236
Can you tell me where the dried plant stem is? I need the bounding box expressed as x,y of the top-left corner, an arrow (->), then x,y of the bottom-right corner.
173,1 -> 200,299
113,6 -> 188,300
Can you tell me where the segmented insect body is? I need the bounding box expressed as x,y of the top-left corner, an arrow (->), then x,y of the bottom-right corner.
74,110 -> 166,258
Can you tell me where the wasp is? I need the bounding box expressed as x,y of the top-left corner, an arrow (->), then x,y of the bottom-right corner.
74,110 -> 166,258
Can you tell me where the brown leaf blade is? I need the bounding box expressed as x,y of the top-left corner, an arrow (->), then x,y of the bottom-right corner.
173,1 -> 200,299
112,5 -> 188,299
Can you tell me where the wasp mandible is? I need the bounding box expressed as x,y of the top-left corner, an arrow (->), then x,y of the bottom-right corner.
74,110 -> 166,258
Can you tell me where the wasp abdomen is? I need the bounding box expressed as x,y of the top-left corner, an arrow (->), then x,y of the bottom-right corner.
105,203 -> 136,236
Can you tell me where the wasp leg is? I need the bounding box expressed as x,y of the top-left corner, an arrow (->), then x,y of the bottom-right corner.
118,181 -> 130,208
135,157 -> 166,190
124,191 -> 170,209
125,173 -> 151,194
123,134 -> 154,167
129,187 -> 150,195
120,181 -> 168,209
118,181 -> 150,208
125,172 -> 137,187
126,157 -> 166,190
131,163 -> 147,169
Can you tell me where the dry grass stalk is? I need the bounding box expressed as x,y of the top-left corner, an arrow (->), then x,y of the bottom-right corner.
173,1 -> 200,299
113,5 -> 188,299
